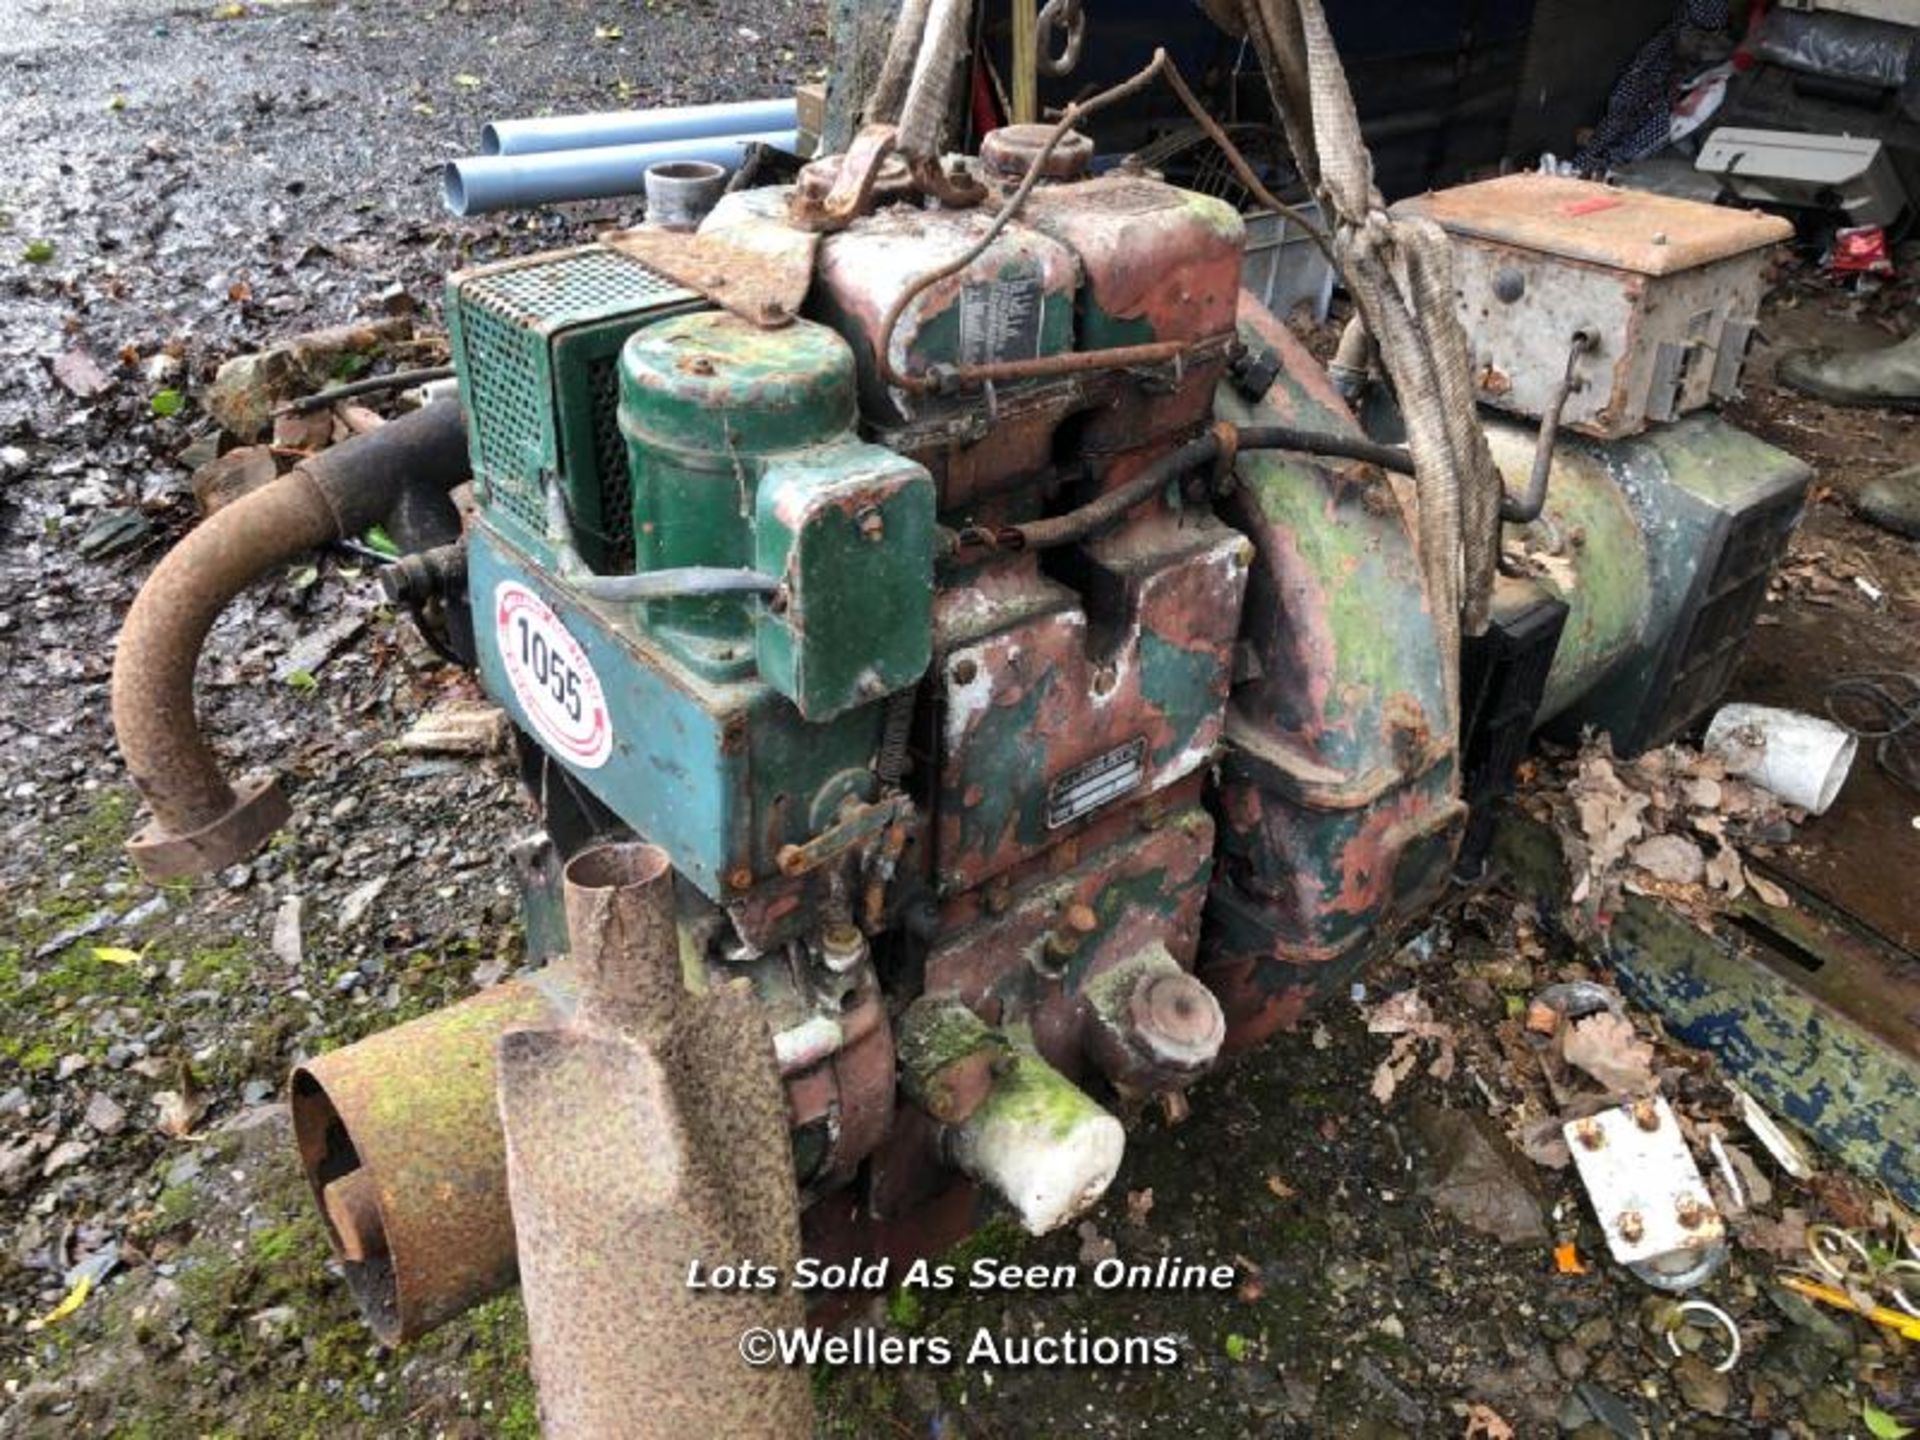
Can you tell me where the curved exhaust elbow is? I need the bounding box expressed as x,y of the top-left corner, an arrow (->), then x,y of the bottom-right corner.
110,400 -> 471,881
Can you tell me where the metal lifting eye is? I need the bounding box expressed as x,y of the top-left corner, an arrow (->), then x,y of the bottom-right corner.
1035,0 -> 1086,78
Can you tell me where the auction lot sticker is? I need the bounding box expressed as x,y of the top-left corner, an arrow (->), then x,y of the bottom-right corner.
494,580 -> 613,769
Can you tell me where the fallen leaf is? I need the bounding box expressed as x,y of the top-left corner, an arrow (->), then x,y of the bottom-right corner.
1553,1241 -> 1587,1275
21,240 -> 55,264
1703,844 -> 1746,898
91,945 -> 142,966
1748,871 -> 1792,909
1367,988 -> 1457,1101
1630,834 -> 1706,886
1265,1174 -> 1297,1201
154,1068 -> 208,1140
453,72 -> 482,88
24,1273 -> 92,1332
1464,1403 -> 1515,1440
1864,1403 -> 1915,1440
1561,1012 -> 1656,1095
593,22 -> 623,39
1730,1205 -> 1809,1258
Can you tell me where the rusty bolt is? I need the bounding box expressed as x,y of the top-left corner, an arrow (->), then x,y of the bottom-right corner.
951,657 -> 978,686
1574,1118 -> 1605,1152
1042,903 -> 1098,966
1675,1194 -> 1706,1231
729,865 -> 756,891
856,507 -> 885,542
1617,1210 -> 1645,1245
1632,1099 -> 1660,1132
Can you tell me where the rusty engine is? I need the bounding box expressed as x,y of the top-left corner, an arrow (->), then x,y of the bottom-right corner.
108,49 -> 1812,1433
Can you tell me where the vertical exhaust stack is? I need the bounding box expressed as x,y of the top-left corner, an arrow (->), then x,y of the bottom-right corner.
496,842 -> 813,1438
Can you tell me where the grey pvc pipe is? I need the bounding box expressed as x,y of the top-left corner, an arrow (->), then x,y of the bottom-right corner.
481,98 -> 799,157
443,130 -> 798,217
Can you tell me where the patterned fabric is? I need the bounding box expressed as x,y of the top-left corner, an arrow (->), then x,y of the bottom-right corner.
1573,0 -> 1731,173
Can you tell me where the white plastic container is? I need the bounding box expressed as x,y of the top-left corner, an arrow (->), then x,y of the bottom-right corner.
1704,703 -> 1858,815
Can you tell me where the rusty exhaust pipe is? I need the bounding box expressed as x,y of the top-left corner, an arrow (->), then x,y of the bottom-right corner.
289,965 -> 579,1343
498,842 -> 812,1437
111,400 -> 470,881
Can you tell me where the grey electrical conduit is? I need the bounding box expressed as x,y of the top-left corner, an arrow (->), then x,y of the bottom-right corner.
481,99 -> 798,157
443,131 -> 799,217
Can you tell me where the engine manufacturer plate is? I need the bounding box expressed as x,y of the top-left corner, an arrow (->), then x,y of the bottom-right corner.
1046,738 -> 1146,829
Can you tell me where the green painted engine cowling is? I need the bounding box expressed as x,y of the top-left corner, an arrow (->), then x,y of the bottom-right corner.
620,311 -> 935,719
1198,300 -> 1463,1050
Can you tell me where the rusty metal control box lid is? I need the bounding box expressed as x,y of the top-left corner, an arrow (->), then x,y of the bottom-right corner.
1396,174 -> 1791,277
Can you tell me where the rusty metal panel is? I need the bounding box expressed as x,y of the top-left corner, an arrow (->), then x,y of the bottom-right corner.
1396,175 -> 1789,439
1199,301 -> 1463,1050
924,802 -> 1215,1082
932,509 -> 1250,897
1396,174 -> 1792,275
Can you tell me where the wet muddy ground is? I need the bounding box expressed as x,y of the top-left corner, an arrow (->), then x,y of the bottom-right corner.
3,3 -> 1918,1437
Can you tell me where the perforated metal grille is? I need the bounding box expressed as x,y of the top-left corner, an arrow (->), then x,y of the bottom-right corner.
459,299 -> 550,536
453,246 -> 694,551
587,357 -> 632,568
1646,484 -> 1805,748
464,247 -> 689,327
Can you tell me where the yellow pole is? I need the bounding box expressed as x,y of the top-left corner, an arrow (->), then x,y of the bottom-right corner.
1011,0 -> 1037,124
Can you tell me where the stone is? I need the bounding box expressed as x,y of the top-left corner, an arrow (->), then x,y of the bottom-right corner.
270,894 -> 304,969
1411,1102 -> 1548,1244
337,874 -> 389,929
41,1137 -> 94,1177
190,445 -> 278,515
205,348 -> 298,442
1802,1387 -> 1853,1431
51,346 -> 115,399
1672,1354 -> 1730,1416
83,1092 -> 127,1136
398,700 -> 509,757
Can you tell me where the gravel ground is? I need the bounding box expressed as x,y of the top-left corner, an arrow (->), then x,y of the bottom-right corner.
2,3 -> 1917,1437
